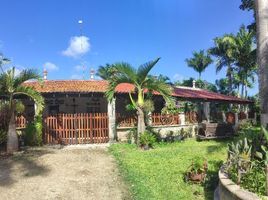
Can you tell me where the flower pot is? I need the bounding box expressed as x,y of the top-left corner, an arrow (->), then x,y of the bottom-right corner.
143,144 -> 150,150
187,171 -> 206,182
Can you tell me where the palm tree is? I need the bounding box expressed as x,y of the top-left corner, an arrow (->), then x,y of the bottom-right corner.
0,53 -> 10,72
233,26 -> 256,98
103,58 -> 173,145
185,50 -> 212,79
209,35 -> 237,95
255,0 -> 268,127
96,64 -> 118,80
0,67 -> 44,153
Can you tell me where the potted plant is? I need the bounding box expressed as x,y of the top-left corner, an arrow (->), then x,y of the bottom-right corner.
186,157 -> 208,183
140,131 -> 156,150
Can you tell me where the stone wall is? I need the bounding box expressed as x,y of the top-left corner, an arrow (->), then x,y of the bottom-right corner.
117,124 -> 198,141
217,167 -> 262,200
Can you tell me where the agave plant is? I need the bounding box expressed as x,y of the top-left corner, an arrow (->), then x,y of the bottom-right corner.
227,138 -> 252,173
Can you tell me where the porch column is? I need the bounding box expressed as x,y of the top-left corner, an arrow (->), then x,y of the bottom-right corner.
147,112 -> 152,126
235,113 -> 239,125
203,102 -> 210,123
179,113 -> 185,125
222,112 -> 226,122
108,98 -> 116,142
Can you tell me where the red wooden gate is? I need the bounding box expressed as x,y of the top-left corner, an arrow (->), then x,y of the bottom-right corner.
43,113 -> 109,144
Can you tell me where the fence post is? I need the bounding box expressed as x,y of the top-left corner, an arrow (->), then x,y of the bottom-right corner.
108,98 -> 116,142
179,112 -> 185,125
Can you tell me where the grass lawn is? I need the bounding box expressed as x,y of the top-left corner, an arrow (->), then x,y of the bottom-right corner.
109,139 -> 229,200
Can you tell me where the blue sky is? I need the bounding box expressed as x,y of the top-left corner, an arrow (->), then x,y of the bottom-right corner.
0,0 -> 256,94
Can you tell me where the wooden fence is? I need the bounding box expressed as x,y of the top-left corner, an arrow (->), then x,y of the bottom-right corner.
116,113 -> 181,127
116,113 -> 137,127
43,113 -> 109,144
0,114 -> 27,129
151,113 -> 180,126
185,111 -> 199,124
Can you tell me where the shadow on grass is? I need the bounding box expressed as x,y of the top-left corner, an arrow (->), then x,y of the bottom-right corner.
0,147 -> 54,187
203,160 -> 223,200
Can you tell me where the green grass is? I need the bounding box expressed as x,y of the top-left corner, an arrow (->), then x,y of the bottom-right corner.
109,139 -> 229,200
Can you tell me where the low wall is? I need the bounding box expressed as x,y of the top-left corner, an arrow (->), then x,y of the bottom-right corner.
218,167 -> 262,200
116,124 -> 198,141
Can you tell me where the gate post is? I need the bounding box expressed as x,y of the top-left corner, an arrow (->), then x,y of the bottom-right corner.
108,98 -> 116,142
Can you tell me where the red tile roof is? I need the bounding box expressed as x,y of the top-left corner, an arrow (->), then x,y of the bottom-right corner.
23,80 -> 252,104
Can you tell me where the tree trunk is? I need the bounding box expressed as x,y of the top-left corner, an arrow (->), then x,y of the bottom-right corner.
137,107 -> 145,146
6,109 -> 18,154
256,0 -> 268,126
227,65 -> 232,95
241,81 -> 244,98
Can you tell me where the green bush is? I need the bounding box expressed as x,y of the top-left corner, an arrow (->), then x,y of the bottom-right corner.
140,131 -> 156,148
24,115 -> 43,146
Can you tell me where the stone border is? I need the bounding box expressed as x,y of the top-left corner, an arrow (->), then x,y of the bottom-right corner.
218,167 -> 262,200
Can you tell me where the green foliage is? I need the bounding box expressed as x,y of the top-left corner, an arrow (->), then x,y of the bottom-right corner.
238,120 -> 253,130
185,50 -> 213,79
175,77 -> 217,92
139,131 -> 156,148
187,156 -> 207,174
240,161 -> 266,196
215,78 -> 229,95
161,101 -> 184,114
227,138 -> 252,173
24,115 -> 43,146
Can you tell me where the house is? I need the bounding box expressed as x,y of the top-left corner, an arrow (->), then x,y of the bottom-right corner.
21,71 -> 253,144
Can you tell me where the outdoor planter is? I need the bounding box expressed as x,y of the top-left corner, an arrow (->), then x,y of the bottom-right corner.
216,166 -> 264,200
185,159 -> 207,183
187,171 -> 206,183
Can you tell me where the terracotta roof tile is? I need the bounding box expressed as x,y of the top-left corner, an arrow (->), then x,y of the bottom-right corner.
23,80 -> 252,103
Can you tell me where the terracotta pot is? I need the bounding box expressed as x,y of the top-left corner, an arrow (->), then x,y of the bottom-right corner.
188,172 -> 206,182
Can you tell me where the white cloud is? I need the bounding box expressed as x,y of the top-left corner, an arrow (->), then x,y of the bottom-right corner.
70,74 -> 82,80
44,62 -> 59,71
172,73 -> 184,82
62,36 -> 90,58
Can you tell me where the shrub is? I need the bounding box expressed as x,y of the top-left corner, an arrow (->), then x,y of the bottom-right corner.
140,131 -> 156,148
238,120 -> 253,130
24,115 -> 43,146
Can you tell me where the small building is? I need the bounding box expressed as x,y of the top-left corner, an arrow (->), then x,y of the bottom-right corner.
21,74 -> 252,144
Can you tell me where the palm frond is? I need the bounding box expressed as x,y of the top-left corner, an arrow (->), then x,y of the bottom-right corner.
105,76 -> 134,102
14,86 -> 44,114
145,78 -> 174,104
14,69 -> 40,88
137,57 -> 160,84
113,62 -> 138,84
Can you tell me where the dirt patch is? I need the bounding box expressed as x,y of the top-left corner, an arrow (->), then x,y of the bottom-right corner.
0,146 -> 130,200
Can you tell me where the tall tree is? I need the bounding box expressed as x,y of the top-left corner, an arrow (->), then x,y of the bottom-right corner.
233,26 -> 256,98
103,58 -> 173,145
0,53 -> 10,72
209,35 -> 237,95
255,0 -> 268,127
240,0 -> 256,34
185,50 -> 212,79
0,67 -> 44,153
